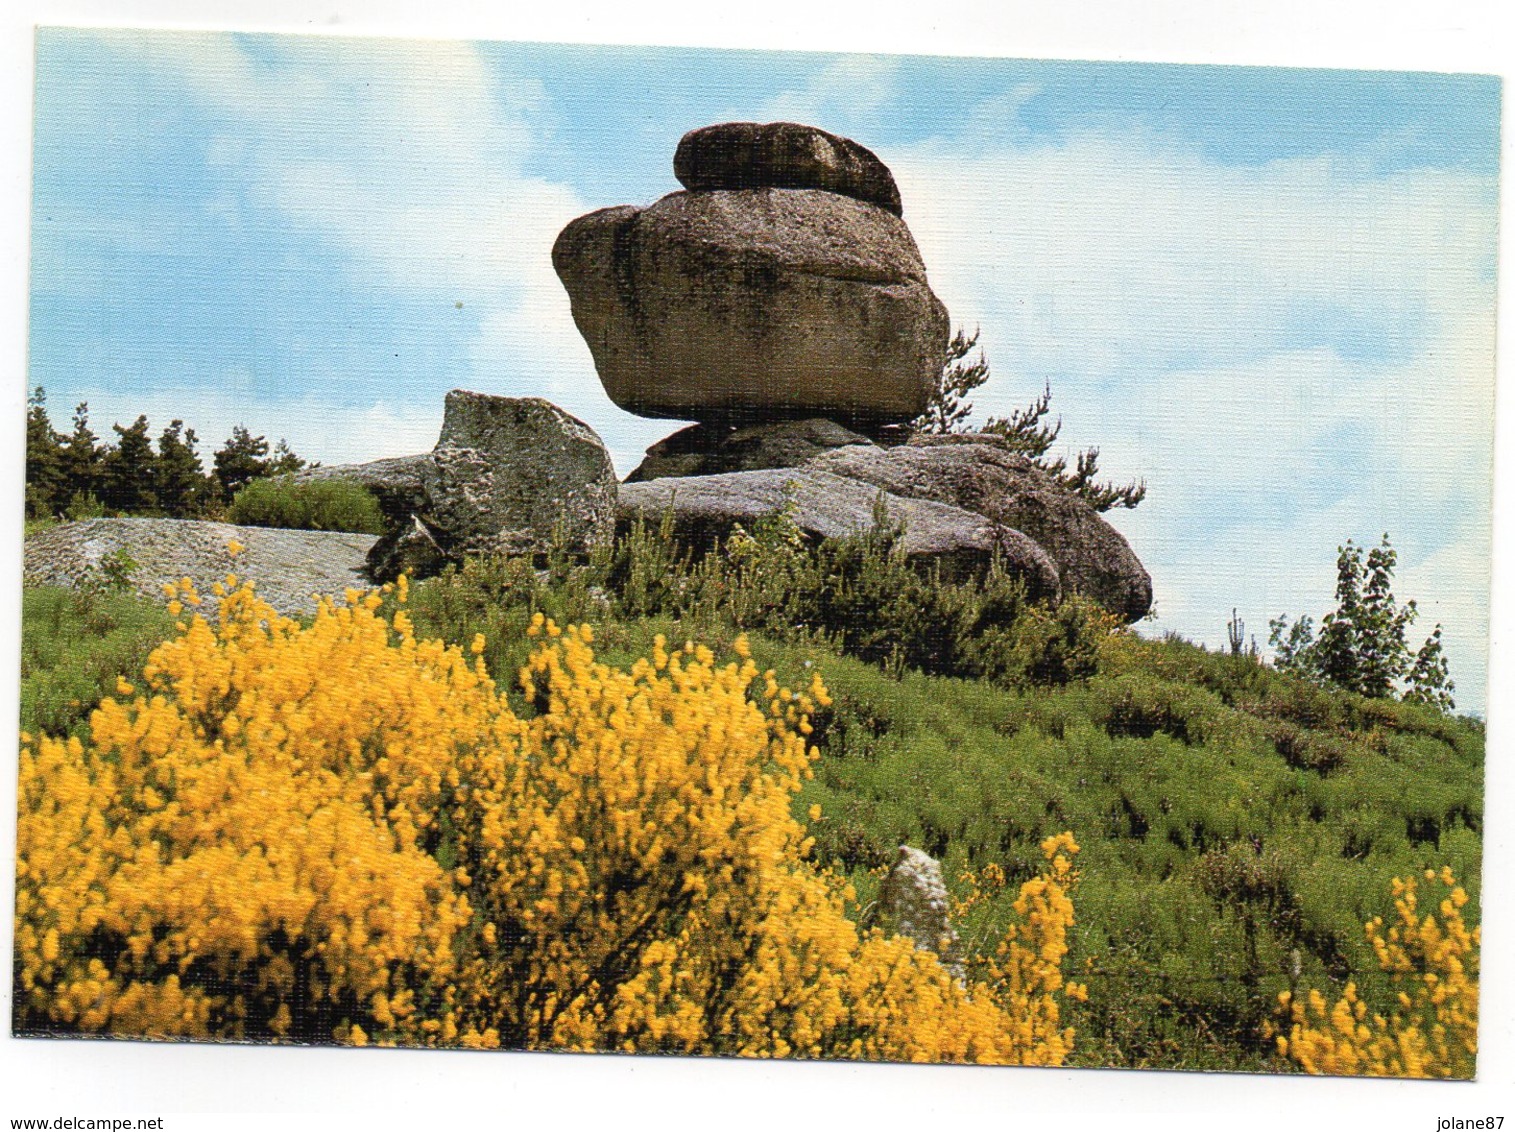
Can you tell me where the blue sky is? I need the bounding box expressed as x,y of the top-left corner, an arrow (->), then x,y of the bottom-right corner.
27,28 -> 1500,710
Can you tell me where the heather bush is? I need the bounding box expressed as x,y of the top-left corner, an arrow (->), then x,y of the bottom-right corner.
776,631 -> 1481,1072
409,505 -> 1116,692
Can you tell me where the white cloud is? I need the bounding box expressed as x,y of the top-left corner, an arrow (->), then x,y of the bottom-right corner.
96,32 -> 598,404
894,132 -> 1494,382
760,54 -> 902,132
888,127 -> 1497,709
41,32 -> 685,477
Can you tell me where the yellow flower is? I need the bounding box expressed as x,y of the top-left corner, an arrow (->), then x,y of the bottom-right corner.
14,572 -> 1084,1065
1275,868 -> 1479,1079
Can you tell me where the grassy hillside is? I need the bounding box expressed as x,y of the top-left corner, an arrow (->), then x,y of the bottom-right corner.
767,633 -> 1480,1070
15,522 -> 1482,1071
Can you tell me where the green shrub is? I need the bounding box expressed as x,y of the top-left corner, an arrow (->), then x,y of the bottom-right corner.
406,503 -> 1115,691
63,491 -> 106,522
226,475 -> 384,533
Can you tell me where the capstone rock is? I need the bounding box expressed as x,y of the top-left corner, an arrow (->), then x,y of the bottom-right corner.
673,121 -> 904,216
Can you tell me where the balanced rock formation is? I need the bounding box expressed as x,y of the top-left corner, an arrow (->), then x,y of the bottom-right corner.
553,123 -> 948,426
617,467 -> 1060,597
556,120 -> 1152,620
302,390 -> 616,582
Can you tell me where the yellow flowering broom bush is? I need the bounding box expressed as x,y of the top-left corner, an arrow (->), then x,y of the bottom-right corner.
1273,867 -> 1479,1078
15,571 -> 1082,1062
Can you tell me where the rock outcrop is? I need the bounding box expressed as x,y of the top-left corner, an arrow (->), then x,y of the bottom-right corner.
549,118 -> 1156,613
617,468 -> 1060,596
302,390 -> 617,582
615,426 -> 1150,620
809,437 -> 1153,622
625,417 -> 874,483
673,120 -> 903,216
422,390 -> 616,559
23,518 -> 375,617
553,124 -> 948,426
867,846 -> 963,979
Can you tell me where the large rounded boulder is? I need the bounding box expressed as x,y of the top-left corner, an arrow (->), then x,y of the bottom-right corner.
554,188 -> 947,426
553,120 -> 950,428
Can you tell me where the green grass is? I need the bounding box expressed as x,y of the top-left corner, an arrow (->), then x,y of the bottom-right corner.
748,632 -> 1481,1071
20,585 -> 174,739
17,519 -> 1483,1074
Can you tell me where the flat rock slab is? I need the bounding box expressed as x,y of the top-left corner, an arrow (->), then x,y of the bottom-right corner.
23,518 -> 377,618
617,468 -> 1059,595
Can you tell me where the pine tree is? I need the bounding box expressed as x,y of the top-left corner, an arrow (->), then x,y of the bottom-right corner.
101,414 -> 160,515
911,327 -> 1150,512
980,383 -> 1147,512
913,327 -> 989,434
213,425 -> 271,503
25,387 -> 66,520
982,383 -> 1061,458
60,401 -> 105,515
266,438 -> 307,477
156,420 -> 208,518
